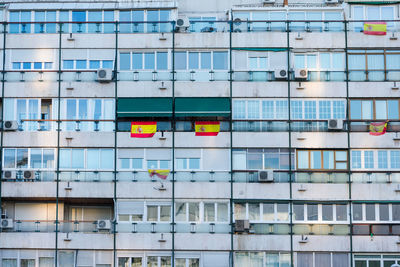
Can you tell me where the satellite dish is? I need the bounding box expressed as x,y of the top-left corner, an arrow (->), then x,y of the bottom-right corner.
391,264 -> 400,267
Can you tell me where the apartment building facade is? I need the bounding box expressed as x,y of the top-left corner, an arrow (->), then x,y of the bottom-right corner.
0,0 -> 400,266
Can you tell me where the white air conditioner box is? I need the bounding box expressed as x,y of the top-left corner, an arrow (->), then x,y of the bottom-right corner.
175,16 -> 190,31
1,219 -> 13,229
275,69 -> 288,80
328,119 -> 344,130
3,120 -> 18,131
294,68 -> 308,80
97,68 -> 112,82
258,169 -> 274,182
97,220 -> 111,230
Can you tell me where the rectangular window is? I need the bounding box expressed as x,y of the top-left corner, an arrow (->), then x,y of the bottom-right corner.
293,204 -> 304,221
132,53 -> 143,69
391,151 -> 400,169
157,52 -> 168,70
365,204 -> 375,221
175,52 -> 187,70
213,52 -> 228,70
307,204 -> 318,221
352,151 -> 362,169
120,53 -> 131,70
364,151 -> 374,169
201,52 -> 211,69
144,53 -> 155,70
322,204 -> 333,221
298,150 -> 347,170
378,151 -> 388,169
353,204 -> 363,220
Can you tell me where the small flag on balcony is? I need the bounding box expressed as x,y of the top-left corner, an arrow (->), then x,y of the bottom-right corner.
195,121 -> 220,136
369,121 -> 388,136
148,169 -> 170,180
131,122 -> 157,138
363,22 -> 387,35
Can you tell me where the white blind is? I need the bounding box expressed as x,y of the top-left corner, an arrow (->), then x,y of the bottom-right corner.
203,252 -> 229,267
146,149 -> 171,160
118,201 -> 144,215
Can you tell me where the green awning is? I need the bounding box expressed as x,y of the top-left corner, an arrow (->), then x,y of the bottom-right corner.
175,97 -> 230,117
117,98 -> 172,117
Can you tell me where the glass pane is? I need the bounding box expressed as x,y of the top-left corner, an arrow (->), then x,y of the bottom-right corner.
160,206 -> 171,221
132,53 -> 143,70
188,202 -> 199,221
379,204 -> 389,221
277,203 -> 289,221
16,148 -> 28,168
204,203 -> 215,221
310,151 -> 322,169
388,100 -> 399,120
120,53 -> 131,70
30,148 -> 42,168
307,204 -> 318,221
336,205 -> 347,221
323,151 -> 334,169
234,203 -> 246,220
366,204 -> 376,221
248,203 -> 260,221
175,202 -> 186,221
297,151 -> 309,169
322,205 -> 333,221
157,52 -> 168,70
293,204 -> 304,220
353,204 -> 363,220
189,52 -> 199,69
4,149 -> 16,168
175,52 -> 187,70
144,53 -> 155,70
217,203 -> 228,222
201,52 -> 211,69
375,100 -> 388,120
213,52 -> 228,70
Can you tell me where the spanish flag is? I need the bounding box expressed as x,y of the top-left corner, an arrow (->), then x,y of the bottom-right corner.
363,22 -> 387,36
369,121 -> 388,136
131,122 -> 157,138
195,121 -> 220,136
148,169 -> 170,179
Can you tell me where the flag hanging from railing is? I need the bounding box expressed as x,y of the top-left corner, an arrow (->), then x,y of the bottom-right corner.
148,169 -> 170,179
369,121 -> 388,136
195,121 -> 220,136
131,122 -> 157,138
363,22 -> 387,35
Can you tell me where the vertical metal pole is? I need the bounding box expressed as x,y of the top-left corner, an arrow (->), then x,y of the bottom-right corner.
0,21 -> 7,233
113,21 -> 119,267
171,21 -> 176,267
0,22 -> 7,231
344,20 -> 354,267
229,17 -> 234,267
55,22 -> 63,267
286,20 -> 294,267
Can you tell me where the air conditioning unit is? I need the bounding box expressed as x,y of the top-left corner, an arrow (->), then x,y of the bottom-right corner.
1,219 -> 13,229
3,170 -> 16,180
97,219 -> 111,230
258,169 -> 274,182
325,0 -> 339,4
97,68 -> 112,83
262,0 -> 276,3
235,220 -> 250,232
3,120 -> 18,131
275,69 -> 288,80
175,16 -> 190,31
328,119 -> 344,130
294,69 -> 308,80
23,170 -> 35,180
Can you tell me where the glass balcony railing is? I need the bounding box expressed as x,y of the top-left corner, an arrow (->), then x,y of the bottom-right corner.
292,224 -> 350,235
117,222 -> 171,233
5,220 -> 113,233
59,171 -> 114,182
4,20 -> 400,34
353,223 -> 400,236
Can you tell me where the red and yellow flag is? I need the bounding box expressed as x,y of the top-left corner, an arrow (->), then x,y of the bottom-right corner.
195,121 -> 220,136
369,121 -> 388,136
363,22 -> 387,36
131,122 -> 157,138
148,169 -> 170,180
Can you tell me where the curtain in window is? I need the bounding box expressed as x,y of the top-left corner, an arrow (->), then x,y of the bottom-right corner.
348,55 -> 366,81
367,54 -> 384,81
332,253 -> 348,267
297,253 -> 313,267
39,257 -> 54,267
315,253 -> 330,267
2,259 -> 17,267
59,252 -> 74,267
